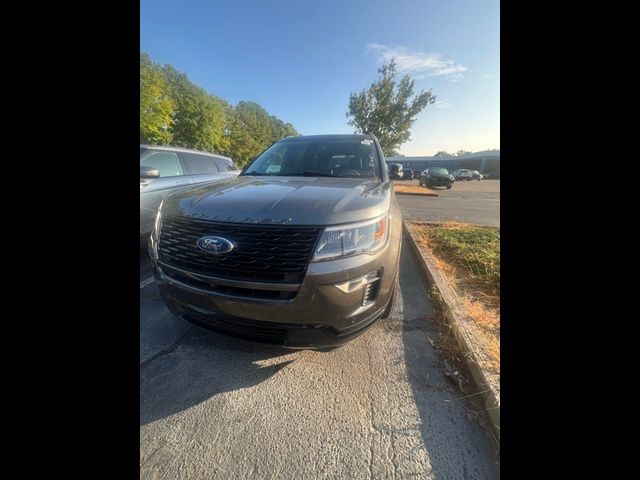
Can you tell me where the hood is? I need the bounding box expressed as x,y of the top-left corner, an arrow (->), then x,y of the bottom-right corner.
162,175 -> 391,226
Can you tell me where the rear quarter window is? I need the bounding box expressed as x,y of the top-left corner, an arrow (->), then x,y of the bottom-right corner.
214,158 -> 238,172
180,152 -> 221,174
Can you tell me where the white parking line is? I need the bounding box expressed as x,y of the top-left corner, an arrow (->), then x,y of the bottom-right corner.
140,277 -> 155,289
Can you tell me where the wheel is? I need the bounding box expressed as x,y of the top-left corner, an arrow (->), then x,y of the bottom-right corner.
381,284 -> 396,319
446,185 -> 452,189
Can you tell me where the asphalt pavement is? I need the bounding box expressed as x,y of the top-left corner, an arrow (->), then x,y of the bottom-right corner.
140,242 -> 499,479
396,179 -> 500,226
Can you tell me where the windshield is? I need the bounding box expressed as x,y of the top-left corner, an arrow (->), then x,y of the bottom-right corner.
429,167 -> 449,175
242,138 -> 382,178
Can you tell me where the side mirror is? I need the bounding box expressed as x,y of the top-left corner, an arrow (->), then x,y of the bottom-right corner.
140,165 -> 160,179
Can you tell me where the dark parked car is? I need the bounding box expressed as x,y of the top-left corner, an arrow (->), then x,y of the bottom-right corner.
388,163 -> 403,180
453,169 -> 473,181
402,169 -> 413,180
413,170 -> 422,180
149,134 -> 402,349
419,167 -> 454,189
140,145 -> 239,237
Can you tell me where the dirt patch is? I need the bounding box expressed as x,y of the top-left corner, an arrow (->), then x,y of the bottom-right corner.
394,184 -> 438,196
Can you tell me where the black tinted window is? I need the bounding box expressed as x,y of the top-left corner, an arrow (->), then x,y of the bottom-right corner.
180,153 -> 220,174
244,138 -> 381,178
214,158 -> 237,172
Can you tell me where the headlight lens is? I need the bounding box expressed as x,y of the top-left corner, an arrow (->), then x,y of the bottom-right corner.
312,214 -> 389,261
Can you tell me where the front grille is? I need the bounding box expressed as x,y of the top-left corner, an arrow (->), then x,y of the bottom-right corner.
158,215 -> 321,283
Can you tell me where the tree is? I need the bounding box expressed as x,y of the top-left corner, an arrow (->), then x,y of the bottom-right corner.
456,150 -> 471,157
228,101 -> 299,166
162,65 -> 230,153
139,53 -> 300,161
434,151 -> 453,158
140,54 -> 175,144
346,60 -> 435,155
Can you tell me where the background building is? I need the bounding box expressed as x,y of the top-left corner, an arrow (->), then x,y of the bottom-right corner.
385,150 -> 500,177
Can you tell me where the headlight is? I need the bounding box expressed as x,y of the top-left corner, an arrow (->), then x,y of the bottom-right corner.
312,213 -> 389,261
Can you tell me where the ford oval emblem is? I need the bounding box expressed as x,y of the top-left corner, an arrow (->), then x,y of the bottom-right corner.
196,236 -> 235,254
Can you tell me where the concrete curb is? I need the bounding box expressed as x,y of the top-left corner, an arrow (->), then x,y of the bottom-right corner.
403,221 -> 500,441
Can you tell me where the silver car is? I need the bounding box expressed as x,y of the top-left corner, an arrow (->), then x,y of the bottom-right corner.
140,145 -> 239,237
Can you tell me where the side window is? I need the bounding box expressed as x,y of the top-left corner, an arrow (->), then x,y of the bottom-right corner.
180,152 -> 220,174
140,151 -> 182,177
214,158 -> 237,172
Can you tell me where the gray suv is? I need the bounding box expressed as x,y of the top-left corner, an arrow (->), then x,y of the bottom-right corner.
140,145 -> 239,237
149,134 -> 402,349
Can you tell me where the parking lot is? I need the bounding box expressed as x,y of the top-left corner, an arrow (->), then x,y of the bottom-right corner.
139,183 -> 500,478
141,244 -> 498,479
396,179 -> 500,226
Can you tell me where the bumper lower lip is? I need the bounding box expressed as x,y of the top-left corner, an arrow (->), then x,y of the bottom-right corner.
160,291 -> 387,349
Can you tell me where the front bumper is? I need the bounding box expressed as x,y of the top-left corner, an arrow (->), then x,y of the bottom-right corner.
148,214 -> 402,348
427,177 -> 453,186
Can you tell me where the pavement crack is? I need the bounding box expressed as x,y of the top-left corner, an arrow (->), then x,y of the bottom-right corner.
140,328 -> 194,370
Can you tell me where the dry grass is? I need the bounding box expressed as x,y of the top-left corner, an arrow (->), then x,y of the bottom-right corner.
482,335 -> 501,375
393,184 -> 438,196
462,298 -> 500,334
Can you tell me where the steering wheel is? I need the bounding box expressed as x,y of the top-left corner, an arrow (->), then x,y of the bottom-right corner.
340,169 -> 361,176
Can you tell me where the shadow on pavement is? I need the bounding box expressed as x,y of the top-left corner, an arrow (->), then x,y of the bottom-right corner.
398,237 -> 499,479
140,323 -> 294,427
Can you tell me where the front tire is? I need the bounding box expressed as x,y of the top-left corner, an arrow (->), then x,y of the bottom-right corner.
446,185 -> 452,189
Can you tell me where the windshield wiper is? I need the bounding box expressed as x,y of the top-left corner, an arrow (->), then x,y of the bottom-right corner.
294,171 -> 341,177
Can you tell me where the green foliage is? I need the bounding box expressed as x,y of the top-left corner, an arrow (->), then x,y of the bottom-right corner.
140,54 -> 175,144
346,60 -> 435,156
139,53 -> 299,163
229,101 -> 300,166
434,151 -> 453,158
434,150 -> 473,158
162,65 -> 230,153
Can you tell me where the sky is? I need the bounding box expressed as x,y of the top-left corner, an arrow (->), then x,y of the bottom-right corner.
140,0 -> 499,156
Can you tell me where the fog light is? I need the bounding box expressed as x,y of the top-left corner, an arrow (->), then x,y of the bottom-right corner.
334,269 -> 382,303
